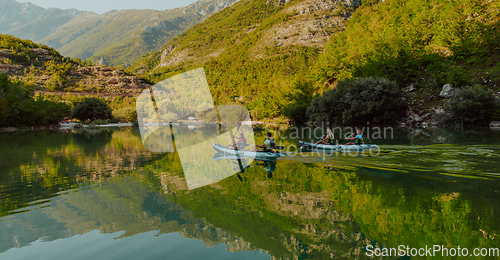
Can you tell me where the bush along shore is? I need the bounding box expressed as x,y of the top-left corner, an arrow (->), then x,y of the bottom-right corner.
285,77 -> 500,127
2,71 -> 499,130
0,73 -> 139,130
1,34 -> 146,129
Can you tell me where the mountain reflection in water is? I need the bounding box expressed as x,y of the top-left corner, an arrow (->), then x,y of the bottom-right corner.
0,127 -> 499,259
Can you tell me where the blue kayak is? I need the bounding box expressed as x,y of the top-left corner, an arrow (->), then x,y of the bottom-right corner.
299,141 -> 379,151
213,143 -> 287,159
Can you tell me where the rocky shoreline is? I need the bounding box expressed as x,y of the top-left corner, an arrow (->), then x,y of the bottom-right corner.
2,120 -> 499,132
0,122 -> 135,132
400,83 -> 500,127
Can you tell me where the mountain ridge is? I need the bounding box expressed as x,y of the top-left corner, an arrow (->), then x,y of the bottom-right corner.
0,0 -> 239,66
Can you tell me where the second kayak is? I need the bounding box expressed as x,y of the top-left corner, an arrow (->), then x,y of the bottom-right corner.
213,143 -> 287,159
299,141 -> 379,151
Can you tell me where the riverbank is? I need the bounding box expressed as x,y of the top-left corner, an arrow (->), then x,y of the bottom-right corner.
2,120 -> 499,132
0,122 -> 134,132
59,122 -> 133,130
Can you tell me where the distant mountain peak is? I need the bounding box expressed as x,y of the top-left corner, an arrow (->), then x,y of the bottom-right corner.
1,0 -> 240,66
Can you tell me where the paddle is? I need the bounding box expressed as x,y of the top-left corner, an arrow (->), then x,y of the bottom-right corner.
227,122 -> 243,148
247,144 -> 284,151
223,122 -> 247,176
313,128 -> 335,146
338,133 -> 354,145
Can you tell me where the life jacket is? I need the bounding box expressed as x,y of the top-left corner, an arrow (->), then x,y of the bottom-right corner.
266,138 -> 276,150
355,134 -> 363,145
323,135 -> 334,145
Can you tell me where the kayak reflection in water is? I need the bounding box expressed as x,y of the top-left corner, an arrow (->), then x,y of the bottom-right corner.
212,153 -> 278,180
263,160 -> 276,178
238,160 -> 277,179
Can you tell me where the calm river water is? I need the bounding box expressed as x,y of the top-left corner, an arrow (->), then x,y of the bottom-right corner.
1,126 -> 499,259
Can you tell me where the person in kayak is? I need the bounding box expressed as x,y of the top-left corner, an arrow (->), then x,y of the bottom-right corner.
255,132 -> 276,152
345,128 -> 363,145
229,133 -> 247,150
316,128 -> 334,145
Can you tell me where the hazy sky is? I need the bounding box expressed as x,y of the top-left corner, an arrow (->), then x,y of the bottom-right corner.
20,0 -> 199,14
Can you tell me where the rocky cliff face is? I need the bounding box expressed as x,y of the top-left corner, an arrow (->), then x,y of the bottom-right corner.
152,0 -> 361,72
256,0 -> 361,49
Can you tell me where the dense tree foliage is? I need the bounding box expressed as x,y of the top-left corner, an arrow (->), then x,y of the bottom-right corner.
1,33 -> 135,124
446,85 -> 498,125
307,77 -> 407,125
112,107 -> 138,122
311,0 -> 500,106
4,0 -> 500,125
72,98 -> 112,122
283,78 -> 315,124
44,60 -> 73,90
40,92 -> 138,123
0,74 -> 70,127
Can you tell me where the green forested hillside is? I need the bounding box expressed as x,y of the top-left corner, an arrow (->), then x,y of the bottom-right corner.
130,0 -> 357,120
316,0 -> 500,80
132,0 -> 499,123
311,0 -> 500,114
0,74 -> 70,127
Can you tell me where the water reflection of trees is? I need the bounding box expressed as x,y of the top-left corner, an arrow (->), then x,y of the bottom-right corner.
0,176 -> 259,254
0,128 -> 153,217
72,128 -> 114,152
154,157 -> 500,259
351,166 -> 500,248
1,128 -> 500,259
0,130 -> 72,169
400,126 -> 500,145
